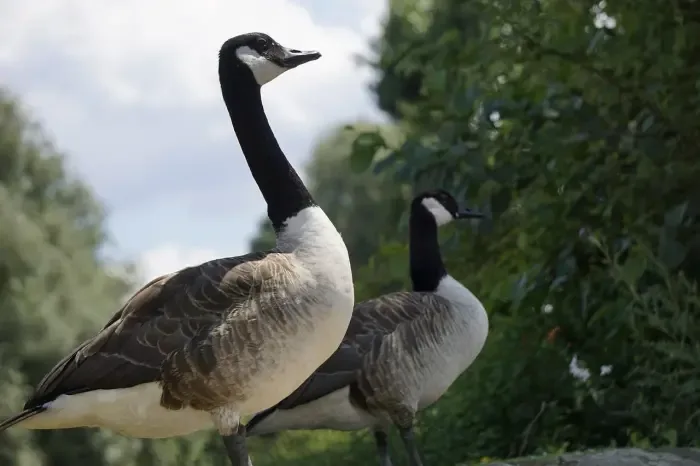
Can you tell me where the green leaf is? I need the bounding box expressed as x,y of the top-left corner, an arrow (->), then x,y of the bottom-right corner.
372,150 -> 400,175
490,188 -> 512,215
659,233 -> 687,269
664,202 -> 687,229
350,131 -> 385,173
617,246 -> 647,285
662,429 -> 679,447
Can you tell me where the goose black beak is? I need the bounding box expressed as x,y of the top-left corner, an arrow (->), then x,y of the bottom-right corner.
455,208 -> 484,219
278,47 -> 321,68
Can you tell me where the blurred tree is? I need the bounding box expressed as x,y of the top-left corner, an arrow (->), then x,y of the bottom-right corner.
248,218 -> 276,253
0,89 -> 136,465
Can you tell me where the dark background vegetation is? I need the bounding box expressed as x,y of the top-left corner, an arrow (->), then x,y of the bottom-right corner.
1,0 -> 699,464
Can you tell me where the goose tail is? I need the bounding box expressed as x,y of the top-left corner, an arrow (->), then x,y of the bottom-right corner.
0,406 -> 45,431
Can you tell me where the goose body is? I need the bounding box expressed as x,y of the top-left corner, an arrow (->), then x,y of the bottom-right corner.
14,231 -> 351,439
248,283 -> 487,434
0,33 -> 354,465
246,190 -> 488,466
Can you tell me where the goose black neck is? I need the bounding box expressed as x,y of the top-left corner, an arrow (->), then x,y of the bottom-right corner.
219,62 -> 315,232
409,207 -> 446,292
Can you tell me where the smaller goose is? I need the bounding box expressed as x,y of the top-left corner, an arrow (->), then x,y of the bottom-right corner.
245,190 -> 488,466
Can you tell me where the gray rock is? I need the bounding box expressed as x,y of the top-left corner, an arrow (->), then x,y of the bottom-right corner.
481,448 -> 700,466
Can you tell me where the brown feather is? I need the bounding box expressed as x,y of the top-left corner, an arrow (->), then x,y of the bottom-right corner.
24,249 -> 302,413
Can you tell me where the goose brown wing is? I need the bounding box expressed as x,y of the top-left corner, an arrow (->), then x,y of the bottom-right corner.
348,292 -> 454,408
344,292 -> 441,339
246,292 -> 448,429
24,249 -> 297,410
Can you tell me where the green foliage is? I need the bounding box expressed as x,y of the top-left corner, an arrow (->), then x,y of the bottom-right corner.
0,89 -> 137,465
349,131 -> 386,173
253,0 -> 700,464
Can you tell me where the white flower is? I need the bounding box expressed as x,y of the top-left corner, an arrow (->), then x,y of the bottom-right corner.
569,354 -> 591,382
542,303 -> 553,314
600,365 -> 613,376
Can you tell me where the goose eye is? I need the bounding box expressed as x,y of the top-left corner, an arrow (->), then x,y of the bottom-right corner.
257,39 -> 269,51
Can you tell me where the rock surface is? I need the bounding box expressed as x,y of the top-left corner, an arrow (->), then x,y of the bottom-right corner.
485,448 -> 700,466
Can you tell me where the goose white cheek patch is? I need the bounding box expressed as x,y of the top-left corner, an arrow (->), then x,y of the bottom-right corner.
235,46 -> 287,85
421,197 -> 454,226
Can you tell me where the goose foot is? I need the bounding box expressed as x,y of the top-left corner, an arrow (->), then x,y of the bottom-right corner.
398,426 -> 424,466
221,424 -> 254,466
373,429 -> 394,466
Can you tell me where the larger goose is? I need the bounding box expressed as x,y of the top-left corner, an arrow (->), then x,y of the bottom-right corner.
245,190 -> 488,466
0,32 -> 354,466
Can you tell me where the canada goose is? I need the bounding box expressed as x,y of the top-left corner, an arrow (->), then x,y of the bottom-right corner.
0,32 -> 354,466
244,190 -> 488,466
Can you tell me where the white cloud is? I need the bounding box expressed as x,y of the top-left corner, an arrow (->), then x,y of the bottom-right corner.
137,243 -> 221,284
357,0 -> 387,37
0,0 -> 387,260
0,0 -> 384,127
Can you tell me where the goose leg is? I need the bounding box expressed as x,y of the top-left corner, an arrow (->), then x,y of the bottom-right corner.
373,429 -> 394,466
398,426 -> 424,466
221,424 -> 254,466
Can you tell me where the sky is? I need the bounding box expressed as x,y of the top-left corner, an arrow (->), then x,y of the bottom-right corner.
0,0 -> 387,284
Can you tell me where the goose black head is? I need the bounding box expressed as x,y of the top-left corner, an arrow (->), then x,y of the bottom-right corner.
219,32 -> 321,86
413,189 -> 484,226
